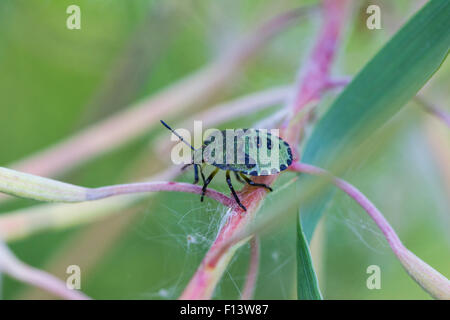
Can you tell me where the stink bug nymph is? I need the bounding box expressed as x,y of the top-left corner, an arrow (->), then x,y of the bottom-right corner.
160,120 -> 293,211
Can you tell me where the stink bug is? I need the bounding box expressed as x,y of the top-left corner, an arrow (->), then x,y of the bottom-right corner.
160,120 -> 293,211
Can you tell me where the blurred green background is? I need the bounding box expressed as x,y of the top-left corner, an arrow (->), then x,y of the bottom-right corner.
0,0 -> 448,299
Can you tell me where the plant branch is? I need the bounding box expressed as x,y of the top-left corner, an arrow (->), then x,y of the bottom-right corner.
0,166 -> 227,242
87,182 -> 234,208
289,162 -> 450,300
0,166 -> 233,208
180,0 -> 349,300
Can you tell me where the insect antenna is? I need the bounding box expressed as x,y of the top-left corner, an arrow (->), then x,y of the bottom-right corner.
160,120 -> 196,151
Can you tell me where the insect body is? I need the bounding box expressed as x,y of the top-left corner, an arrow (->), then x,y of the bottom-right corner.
160,120 -> 293,211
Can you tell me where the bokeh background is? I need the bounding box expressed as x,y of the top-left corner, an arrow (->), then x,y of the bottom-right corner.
0,0 -> 448,299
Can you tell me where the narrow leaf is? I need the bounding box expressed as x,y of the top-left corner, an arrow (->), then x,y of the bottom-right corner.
296,211 -> 323,300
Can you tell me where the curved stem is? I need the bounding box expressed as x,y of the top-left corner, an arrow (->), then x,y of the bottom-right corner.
289,162 -> 450,299
86,181 -> 234,208
0,166 -> 234,209
0,166 -> 181,242
180,0 -> 349,300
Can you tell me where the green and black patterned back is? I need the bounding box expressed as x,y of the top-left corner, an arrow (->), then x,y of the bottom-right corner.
196,129 -> 293,176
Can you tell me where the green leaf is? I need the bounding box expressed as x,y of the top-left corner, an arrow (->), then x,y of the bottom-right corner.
300,0 -> 450,241
296,212 -> 323,300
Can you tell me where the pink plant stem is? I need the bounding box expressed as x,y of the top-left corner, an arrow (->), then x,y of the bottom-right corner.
0,166 -> 181,242
86,181 -> 234,208
0,178 -> 233,299
188,86 -> 291,127
283,0 -> 349,149
290,4 -> 346,113
180,0 -> 349,300
0,241 -> 90,300
290,162 -> 404,249
241,236 -> 260,300
289,162 -> 450,299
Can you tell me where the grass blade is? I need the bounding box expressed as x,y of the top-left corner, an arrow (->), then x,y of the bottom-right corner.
296,212 -> 323,300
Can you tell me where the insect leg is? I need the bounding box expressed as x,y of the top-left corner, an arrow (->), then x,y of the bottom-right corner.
193,164 -> 199,184
239,173 -> 273,192
234,171 -> 244,184
201,167 -> 219,202
199,165 -> 206,185
181,163 -> 192,171
226,170 -> 247,211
